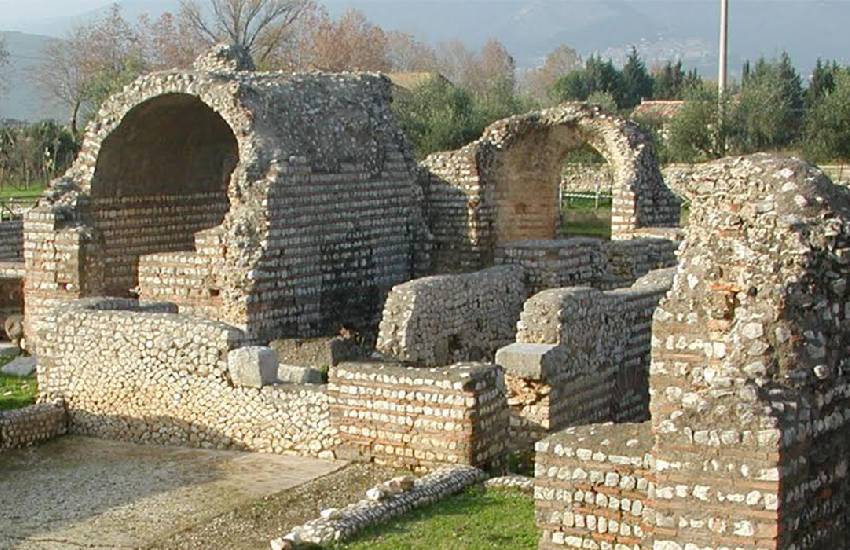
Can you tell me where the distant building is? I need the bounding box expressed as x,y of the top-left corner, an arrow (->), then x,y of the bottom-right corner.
631,99 -> 685,140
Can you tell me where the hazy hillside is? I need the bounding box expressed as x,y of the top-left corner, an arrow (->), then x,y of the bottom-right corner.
0,31 -> 66,123
2,0 -> 850,121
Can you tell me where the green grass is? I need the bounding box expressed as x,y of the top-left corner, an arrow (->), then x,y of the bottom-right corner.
0,372 -> 38,411
0,182 -> 46,202
562,199 -> 613,239
331,486 -> 537,550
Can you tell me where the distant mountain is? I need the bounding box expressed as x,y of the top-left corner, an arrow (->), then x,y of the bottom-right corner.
0,31 -> 66,123
2,0 -> 850,121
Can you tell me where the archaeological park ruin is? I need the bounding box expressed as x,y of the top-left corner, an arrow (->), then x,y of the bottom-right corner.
2,45 -> 850,550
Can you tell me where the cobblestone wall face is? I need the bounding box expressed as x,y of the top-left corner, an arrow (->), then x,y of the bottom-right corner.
376,266 -> 526,366
535,423 -> 655,549
329,362 -> 508,472
0,402 -> 66,451
0,220 -> 23,262
422,104 -> 680,271
36,298 -> 338,456
495,237 -> 679,295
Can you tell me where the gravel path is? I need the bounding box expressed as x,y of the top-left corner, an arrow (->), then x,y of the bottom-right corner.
147,462 -> 400,550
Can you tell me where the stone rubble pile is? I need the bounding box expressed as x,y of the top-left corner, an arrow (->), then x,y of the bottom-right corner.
270,466 -> 486,549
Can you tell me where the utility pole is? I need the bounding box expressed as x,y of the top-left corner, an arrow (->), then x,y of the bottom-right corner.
718,0 -> 729,155
718,0 -> 729,97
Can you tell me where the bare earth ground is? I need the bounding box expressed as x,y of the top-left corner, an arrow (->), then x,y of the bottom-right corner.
0,436 -> 380,550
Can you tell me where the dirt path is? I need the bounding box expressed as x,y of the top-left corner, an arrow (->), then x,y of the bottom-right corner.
0,436 -> 349,549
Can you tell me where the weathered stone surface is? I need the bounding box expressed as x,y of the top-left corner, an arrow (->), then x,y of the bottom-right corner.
271,466 -> 485,548
1,355 -> 36,377
277,364 -> 324,385
228,347 -> 278,388
494,343 -> 557,380
329,361 -> 508,471
536,154 -> 850,550
0,401 -> 66,451
376,265 -> 526,367
36,298 -> 339,457
269,336 -> 359,369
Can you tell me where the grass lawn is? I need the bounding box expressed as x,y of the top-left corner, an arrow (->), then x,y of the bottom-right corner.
0,372 -> 37,411
562,197 -> 612,239
332,486 -> 537,550
0,184 -> 46,201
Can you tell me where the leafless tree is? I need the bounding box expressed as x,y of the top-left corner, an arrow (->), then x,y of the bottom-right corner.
0,37 -> 9,98
179,0 -> 311,64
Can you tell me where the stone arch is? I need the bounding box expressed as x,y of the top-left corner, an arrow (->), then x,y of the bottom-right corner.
421,104 -> 681,271
85,93 -> 239,297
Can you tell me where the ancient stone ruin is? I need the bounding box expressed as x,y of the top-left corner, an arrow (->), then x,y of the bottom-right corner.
535,154 -> 850,549
24,44 -> 428,349
421,103 -> 682,272
4,44 -> 850,550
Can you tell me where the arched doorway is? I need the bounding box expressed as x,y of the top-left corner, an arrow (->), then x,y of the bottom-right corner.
87,93 -> 238,297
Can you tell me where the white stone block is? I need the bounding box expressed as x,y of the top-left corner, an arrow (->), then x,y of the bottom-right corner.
228,346 -> 278,388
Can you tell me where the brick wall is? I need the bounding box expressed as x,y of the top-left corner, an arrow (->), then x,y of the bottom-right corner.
535,423 -> 654,549
329,361 -> 508,471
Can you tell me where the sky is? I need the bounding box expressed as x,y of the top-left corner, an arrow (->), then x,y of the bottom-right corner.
0,0 -> 106,20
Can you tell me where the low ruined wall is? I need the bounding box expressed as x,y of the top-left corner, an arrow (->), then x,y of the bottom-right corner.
495,237 -> 679,295
499,269 -> 673,449
560,163 -> 612,193
0,401 -> 67,451
37,298 -> 338,456
0,219 -> 23,261
535,422 -> 654,549
376,266 -> 525,366
329,362 -> 508,472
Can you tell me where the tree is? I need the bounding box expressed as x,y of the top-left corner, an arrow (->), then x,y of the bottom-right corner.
806,58 -> 840,108
804,70 -> 850,163
386,32 -> 438,73
620,47 -> 653,108
393,76 -> 478,159
586,91 -> 618,113
521,44 -> 582,103
735,53 -> 804,151
651,60 -> 703,100
666,87 -> 732,162
178,0 -> 311,65
34,5 -> 146,139
305,9 -> 390,72
551,56 -> 624,108
138,12 -> 205,70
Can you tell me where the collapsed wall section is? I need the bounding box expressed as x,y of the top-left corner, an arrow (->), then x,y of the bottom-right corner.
498,268 -> 674,449
376,265 -> 525,366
